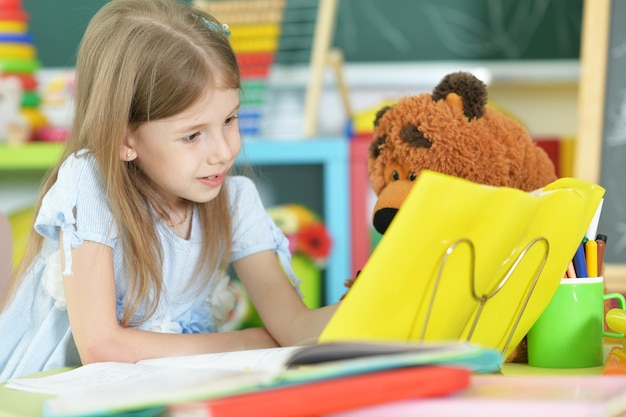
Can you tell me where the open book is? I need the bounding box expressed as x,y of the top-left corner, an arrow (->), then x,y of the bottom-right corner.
321,171 -> 605,359
5,341 -> 501,417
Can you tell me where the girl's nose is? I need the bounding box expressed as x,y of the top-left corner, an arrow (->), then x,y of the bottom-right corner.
206,134 -> 234,165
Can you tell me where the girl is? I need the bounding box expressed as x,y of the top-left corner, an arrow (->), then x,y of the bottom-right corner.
0,0 -> 337,381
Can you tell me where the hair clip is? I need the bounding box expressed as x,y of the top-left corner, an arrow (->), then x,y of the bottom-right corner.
199,15 -> 231,39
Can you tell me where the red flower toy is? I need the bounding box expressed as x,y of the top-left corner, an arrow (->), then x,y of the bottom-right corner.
267,204 -> 332,267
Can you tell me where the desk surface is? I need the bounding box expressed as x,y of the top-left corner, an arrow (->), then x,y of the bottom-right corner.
0,388 -> 51,417
0,368 -> 62,417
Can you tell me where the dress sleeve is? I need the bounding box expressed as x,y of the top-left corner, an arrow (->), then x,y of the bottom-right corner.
34,151 -> 118,275
229,176 -> 302,291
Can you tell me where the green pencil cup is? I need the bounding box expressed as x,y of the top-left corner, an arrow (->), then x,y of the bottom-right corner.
527,277 -> 625,368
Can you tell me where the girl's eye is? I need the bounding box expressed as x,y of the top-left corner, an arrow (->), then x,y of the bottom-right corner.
182,132 -> 201,143
225,114 -> 239,126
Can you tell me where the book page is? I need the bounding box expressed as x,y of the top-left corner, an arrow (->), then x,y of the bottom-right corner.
5,346 -> 301,396
45,366 -> 272,417
285,341 -> 477,366
138,346 -> 302,373
6,362 -> 164,395
5,362 -> 263,396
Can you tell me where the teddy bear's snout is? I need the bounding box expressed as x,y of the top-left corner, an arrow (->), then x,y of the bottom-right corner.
371,180 -> 415,235
373,208 -> 398,235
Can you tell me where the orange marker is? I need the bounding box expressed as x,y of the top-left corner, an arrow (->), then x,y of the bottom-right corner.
585,239 -> 598,277
597,239 -> 606,277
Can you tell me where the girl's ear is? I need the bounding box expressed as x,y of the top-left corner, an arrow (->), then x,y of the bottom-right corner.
120,129 -> 137,161
119,144 -> 135,162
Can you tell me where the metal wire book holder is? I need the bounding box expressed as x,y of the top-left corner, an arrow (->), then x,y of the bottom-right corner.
416,236 -> 550,357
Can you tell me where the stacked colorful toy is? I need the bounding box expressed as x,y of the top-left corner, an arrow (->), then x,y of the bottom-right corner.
195,0 -> 286,136
0,0 -> 46,143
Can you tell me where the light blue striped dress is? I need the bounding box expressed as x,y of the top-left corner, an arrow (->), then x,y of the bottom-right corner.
0,150 -> 299,381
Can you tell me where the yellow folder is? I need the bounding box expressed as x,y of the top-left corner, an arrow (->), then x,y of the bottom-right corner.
320,170 -> 605,360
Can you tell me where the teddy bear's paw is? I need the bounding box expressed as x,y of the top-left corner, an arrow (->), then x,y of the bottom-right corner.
504,337 -> 528,363
340,271 -> 361,300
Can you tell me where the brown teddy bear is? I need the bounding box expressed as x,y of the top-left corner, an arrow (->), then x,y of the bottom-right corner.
353,71 -> 558,362
368,71 -> 557,236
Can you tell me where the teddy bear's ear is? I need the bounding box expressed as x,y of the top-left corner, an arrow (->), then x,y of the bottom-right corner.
369,105 -> 394,160
373,105 -> 393,127
369,134 -> 386,160
431,71 -> 487,121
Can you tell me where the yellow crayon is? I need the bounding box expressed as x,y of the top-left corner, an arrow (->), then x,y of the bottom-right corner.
585,239 -> 598,277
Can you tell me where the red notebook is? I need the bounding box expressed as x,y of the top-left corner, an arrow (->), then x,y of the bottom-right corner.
167,366 -> 470,417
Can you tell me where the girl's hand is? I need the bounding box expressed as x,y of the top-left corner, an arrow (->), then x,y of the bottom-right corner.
234,250 -> 338,347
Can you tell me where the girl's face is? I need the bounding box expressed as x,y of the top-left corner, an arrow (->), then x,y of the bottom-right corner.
126,88 -> 241,207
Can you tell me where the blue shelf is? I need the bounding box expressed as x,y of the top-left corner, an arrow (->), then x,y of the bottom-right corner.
238,138 -> 351,304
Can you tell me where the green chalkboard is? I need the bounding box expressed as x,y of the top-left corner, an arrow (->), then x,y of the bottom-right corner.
23,0 -> 107,67
23,0 -> 583,67
22,0 -> 188,67
333,0 -> 584,62
574,0 -> 626,284
596,0 -> 626,266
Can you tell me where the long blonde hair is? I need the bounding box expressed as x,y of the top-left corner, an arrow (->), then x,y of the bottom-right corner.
3,0 -> 240,326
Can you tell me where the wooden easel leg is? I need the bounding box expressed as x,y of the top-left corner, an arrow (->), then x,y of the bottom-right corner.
303,0 -> 338,138
326,48 -> 353,120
